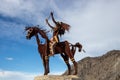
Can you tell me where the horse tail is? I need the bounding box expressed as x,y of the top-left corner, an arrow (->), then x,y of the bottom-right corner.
82,49 -> 86,53
68,42 -> 85,56
75,42 -> 86,53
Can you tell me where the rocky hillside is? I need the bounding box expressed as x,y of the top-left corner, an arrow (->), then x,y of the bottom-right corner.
63,50 -> 120,80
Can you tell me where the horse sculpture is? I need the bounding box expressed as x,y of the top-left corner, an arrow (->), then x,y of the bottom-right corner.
25,26 -> 83,75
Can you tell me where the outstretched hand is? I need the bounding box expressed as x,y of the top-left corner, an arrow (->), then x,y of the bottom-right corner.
50,12 -> 53,16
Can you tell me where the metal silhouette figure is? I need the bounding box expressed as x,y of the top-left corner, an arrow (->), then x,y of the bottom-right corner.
46,12 -> 70,56
25,26 -> 83,75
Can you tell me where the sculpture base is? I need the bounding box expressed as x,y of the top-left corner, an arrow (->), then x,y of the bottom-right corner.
34,75 -> 80,80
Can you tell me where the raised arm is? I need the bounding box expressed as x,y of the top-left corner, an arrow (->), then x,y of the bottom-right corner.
51,12 -> 57,24
46,19 -> 54,29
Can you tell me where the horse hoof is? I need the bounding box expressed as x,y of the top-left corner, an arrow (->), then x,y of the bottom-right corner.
44,74 -> 47,75
67,73 -> 70,75
67,72 -> 71,75
44,73 -> 48,75
47,70 -> 50,73
73,73 -> 77,75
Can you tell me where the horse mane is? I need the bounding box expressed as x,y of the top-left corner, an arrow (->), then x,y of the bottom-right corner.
35,27 -> 49,40
25,26 -> 32,31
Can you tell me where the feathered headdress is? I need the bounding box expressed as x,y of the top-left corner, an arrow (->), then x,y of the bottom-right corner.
58,22 -> 71,36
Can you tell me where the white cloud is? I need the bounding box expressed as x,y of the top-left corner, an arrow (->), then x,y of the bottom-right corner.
0,70 -> 39,80
0,0 -> 53,42
0,0 -> 38,16
5,57 -> 13,61
52,0 -> 120,60
0,0 -> 51,25
0,0 -> 120,60
0,70 -> 64,80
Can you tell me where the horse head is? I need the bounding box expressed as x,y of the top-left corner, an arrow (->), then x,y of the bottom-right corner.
25,25 -> 48,40
25,26 -> 39,39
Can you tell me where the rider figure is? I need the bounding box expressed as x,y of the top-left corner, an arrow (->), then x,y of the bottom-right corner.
46,12 -> 61,56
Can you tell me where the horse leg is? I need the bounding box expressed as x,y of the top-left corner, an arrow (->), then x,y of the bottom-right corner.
45,56 -> 50,74
70,57 -> 78,75
42,57 -> 48,75
43,58 -> 46,75
65,41 -> 78,75
43,56 -> 50,75
68,53 -> 77,75
60,53 -> 71,75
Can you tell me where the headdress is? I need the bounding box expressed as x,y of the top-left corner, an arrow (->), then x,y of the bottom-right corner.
57,22 -> 71,36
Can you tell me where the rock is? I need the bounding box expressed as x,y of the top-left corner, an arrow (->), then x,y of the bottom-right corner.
63,50 -> 120,80
34,75 -> 80,80
34,50 -> 120,80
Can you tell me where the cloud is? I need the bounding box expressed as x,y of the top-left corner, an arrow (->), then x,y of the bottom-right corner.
0,0 -> 37,17
52,0 -> 120,61
0,70 -> 64,80
0,0 -> 53,43
0,0 -> 120,60
0,0 -> 53,25
5,57 -> 13,61
0,70 -> 39,80
0,0 -> 119,76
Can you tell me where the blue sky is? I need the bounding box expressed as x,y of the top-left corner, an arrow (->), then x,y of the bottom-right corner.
0,0 -> 120,80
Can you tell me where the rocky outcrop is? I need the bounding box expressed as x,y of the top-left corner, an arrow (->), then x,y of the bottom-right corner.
63,50 -> 120,80
34,50 -> 120,80
34,75 -> 80,80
